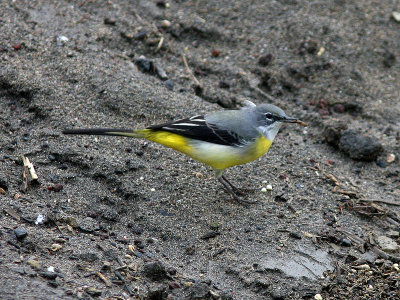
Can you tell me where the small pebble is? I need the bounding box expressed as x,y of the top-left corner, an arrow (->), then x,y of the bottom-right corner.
392,11 -> 400,22
387,230 -> 399,238
201,231 -> 219,240
39,271 -> 57,280
14,227 -> 27,240
104,17 -> 116,25
35,214 -> 45,225
339,130 -> 383,161
386,153 -> 395,163
211,49 -> 220,57
86,287 -> 102,297
289,232 -> 302,239
341,238 -> 352,247
163,79 -> 174,91
314,294 -> 323,300
56,35 -> 69,46
376,235 -> 399,253
353,264 -> 370,270
160,20 -> 171,28
266,184 -> 273,191
260,187 -> 267,193
143,261 -> 167,281
12,44 -> 22,50
27,259 -> 41,270
258,53 -> 272,66
50,243 -> 63,252
47,266 -> 55,273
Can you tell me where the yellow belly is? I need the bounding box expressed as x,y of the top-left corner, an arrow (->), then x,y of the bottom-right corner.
140,129 -> 272,170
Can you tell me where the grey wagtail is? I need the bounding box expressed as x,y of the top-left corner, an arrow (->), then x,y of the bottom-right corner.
63,101 -> 306,204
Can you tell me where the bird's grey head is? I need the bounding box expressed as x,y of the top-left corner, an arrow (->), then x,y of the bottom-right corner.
246,103 -> 300,141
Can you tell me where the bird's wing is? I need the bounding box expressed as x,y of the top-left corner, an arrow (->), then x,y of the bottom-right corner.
147,115 -> 245,146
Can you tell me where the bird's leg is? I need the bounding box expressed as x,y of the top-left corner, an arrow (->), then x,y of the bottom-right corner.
217,177 -> 256,204
221,175 -> 256,195
214,170 -> 256,204
220,175 -> 246,196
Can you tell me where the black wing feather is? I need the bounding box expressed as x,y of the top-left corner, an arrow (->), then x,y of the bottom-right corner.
147,115 -> 243,146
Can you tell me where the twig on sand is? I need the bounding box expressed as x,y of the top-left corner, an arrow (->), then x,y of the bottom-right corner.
22,155 -> 38,181
359,198 -> 400,206
182,53 -> 200,87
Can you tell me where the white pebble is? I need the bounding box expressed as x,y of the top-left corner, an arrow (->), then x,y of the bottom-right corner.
314,294 -> 323,300
266,184 -> 273,191
47,266 -> 55,273
150,188 -> 155,192
161,20 -> 171,28
261,187 -> 267,193
392,11 -> 400,22
35,214 -> 45,225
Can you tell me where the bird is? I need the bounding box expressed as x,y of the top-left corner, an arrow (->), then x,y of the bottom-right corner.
63,101 -> 306,204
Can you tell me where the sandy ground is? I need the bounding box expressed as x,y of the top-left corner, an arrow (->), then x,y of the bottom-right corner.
0,1 -> 399,299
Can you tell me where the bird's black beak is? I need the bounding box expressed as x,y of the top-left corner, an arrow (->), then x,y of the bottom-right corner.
283,116 -> 307,126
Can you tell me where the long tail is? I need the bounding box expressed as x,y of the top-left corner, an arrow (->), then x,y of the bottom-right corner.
62,128 -> 147,138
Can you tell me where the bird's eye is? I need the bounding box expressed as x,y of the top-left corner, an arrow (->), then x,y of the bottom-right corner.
264,113 -> 274,120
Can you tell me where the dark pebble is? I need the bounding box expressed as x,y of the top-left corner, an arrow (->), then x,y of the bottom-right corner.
258,53 -> 273,66
143,261 -> 168,281
135,58 -> 153,73
382,50 -> 396,68
39,271 -> 58,280
188,282 -> 210,299
49,174 -> 59,183
134,31 -> 147,40
166,267 -> 177,276
163,79 -> 174,91
289,232 -> 302,239
322,121 -> 348,147
48,154 -> 56,161
135,150 -> 144,156
185,245 -> 195,255
14,227 -> 27,240
48,183 -> 63,192
78,217 -> 99,233
130,226 -> 144,235
218,81 -> 230,89
201,231 -> 219,240
211,49 -> 220,57
154,64 -> 168,80
274,193 -> 288,202
194,84 -> 203,96
333,103 -> 345,113
78,252 -> 99,262
104,17 -> 116,25
134,250 -> 145,258
147,283 -> 168,300
376,159 -> 386,168
339,129 -> 383,161
48,280 -> 58,287
341,238 -> 352,247
156,0 -> 167,8
299,39 -> 318,55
